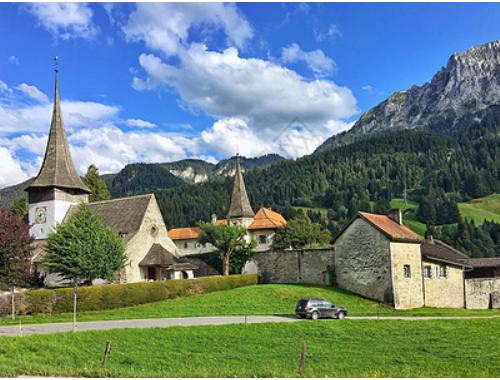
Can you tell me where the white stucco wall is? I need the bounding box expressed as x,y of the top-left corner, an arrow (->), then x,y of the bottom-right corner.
29,200 -> 74,239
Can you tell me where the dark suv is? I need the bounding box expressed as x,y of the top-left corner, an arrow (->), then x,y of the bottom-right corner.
296,298 -> 347,320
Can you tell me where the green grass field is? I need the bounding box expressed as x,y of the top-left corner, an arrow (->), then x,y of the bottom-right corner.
0,318 -> 498,377
1,284 -> 497,326
458,194 -> 500,225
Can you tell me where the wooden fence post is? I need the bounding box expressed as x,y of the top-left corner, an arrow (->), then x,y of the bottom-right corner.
100,340 -> 112,369
299,339 -> 307,376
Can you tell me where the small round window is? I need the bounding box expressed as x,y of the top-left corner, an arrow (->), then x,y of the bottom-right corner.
150,225 -> 158,237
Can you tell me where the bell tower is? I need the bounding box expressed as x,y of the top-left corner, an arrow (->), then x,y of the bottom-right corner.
25,58 -> 90,240
227,155 -> 255,228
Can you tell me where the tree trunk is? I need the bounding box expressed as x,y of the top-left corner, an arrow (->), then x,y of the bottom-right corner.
223,252 -> 231,276
11,287 -> 15,321
73,281 -> 78,332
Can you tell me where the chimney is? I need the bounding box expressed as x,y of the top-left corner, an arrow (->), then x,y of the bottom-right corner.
211,214 -> 217,224
388,208 -> 403,225
426,235 -> 435,244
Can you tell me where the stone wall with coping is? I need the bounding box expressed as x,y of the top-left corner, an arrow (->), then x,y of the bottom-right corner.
465,277 -> 500,309
242,248 -> 335,285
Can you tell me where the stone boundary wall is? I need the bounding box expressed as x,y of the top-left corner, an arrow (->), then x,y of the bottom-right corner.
465,277 -> 500,309
242,248 -> 335,285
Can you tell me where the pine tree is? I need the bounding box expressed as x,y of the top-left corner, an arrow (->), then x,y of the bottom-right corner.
83,165 -> 111,202
9,198 -> 28,219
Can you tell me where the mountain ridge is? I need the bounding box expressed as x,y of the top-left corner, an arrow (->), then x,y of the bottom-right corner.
316,39 -> 500,152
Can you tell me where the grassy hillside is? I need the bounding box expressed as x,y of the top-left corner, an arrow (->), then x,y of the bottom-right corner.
458,194 -> 500,225
0,318 -> 498,377
1,284 -> 497,326
390,198 -> 427,235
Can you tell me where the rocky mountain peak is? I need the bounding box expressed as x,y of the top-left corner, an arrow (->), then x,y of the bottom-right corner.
316,40 -> 500,152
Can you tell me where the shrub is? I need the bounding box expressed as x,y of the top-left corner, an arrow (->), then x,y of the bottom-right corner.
0,291 -> 26,316
25,289 -> 56,315
0,274 -> 258,317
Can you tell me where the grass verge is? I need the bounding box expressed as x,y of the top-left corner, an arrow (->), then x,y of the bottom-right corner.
0,318 -> 498,377
1,284 -> 498,326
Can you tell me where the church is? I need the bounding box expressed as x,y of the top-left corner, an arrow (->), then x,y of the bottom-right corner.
28,67 -> 196,285
168,157 -> 287,255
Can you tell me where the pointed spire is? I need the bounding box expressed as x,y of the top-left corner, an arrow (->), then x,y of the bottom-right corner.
228,155 -> 254,219
27,59 -> 89,193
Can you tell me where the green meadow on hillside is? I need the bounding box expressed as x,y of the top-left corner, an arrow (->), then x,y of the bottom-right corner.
1,284 -> 497,326
0,318 -> 498,377
458,194 -> 500,225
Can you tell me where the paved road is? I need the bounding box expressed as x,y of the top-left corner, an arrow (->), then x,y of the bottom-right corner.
0,314 -> 498,336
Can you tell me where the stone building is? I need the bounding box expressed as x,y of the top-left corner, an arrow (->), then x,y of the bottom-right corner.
28,67 -> 195,285
169,157 -> 287,255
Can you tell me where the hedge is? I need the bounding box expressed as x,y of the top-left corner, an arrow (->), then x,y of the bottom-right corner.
0,274 -> 259,317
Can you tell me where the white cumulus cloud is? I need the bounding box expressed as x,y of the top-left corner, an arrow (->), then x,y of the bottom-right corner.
26,3 -> 97,40
281,43 -> 336,77
0,147 -> 29,188
16,83 -> 49,103
126,118 -> 157,129
123,3 -> 252,57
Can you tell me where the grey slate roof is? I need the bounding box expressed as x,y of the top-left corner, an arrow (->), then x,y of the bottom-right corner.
460,257 -> 500,268
139,243 -> 177,267
27,70 -> 89,193
227,157 -> 254,219
421,239 -> 470,267
66,194 -> 153,242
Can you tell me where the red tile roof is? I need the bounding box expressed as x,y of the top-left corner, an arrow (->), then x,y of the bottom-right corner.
358,211 -> 423,243
248,208 -> 287,230
168,227 -> 201,240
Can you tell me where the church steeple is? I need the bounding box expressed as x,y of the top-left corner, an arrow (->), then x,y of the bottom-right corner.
228,155 -> 254,220
27,58 -> 89,193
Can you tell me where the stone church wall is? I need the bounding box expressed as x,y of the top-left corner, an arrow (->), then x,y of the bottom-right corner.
465,277 -> 500,309
334,218 -> 393,303
242,248 -> 335,285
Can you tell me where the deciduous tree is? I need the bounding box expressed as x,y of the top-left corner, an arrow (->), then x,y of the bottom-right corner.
198,223 -> 256,276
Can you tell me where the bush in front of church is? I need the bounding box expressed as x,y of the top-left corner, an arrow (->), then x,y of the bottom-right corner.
1,273 -> 259,316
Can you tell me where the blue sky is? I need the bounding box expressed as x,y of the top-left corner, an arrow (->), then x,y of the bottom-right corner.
0,2 -> 499,188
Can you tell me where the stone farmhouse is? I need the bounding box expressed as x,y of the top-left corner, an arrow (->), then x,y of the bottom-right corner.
246,209 -> 500,309
28,69 -> 196,285
168,159 -> 287,255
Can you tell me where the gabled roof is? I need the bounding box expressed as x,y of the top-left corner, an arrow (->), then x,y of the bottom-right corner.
26,69 -> 89,193
334,211 -> 423,244
228,157 -> 255,219
66,194 -> 153,242
168,226 -> 201,240
248,208 -> 287,230
168,219 -> 228,240
358,211 -> 423,243
139,243 -> 176,267
422,239 -> 471,267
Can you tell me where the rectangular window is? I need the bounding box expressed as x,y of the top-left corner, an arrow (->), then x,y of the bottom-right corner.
424,265 -> 432,279
439,265 -> 448,278
259,235 -> 267,244
403,264 -> 411,278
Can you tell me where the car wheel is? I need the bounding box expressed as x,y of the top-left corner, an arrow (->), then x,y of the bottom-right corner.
337,311 -> 346,319
311,311 -> 319,320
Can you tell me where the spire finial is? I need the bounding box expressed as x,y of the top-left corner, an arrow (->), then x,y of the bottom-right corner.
54,56 -> 59,73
